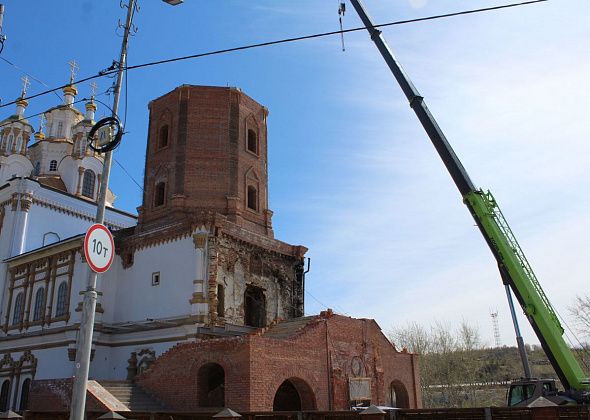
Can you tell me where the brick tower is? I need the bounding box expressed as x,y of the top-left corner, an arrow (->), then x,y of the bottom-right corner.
137,85 -> 273,236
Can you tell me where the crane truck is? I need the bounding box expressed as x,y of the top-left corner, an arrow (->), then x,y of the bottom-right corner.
348,0 -> 590,406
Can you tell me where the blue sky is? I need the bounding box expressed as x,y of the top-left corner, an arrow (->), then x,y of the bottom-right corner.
1,0 -> 589,348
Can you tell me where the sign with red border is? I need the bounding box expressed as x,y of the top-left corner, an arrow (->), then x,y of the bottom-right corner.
84,223 -> 115,273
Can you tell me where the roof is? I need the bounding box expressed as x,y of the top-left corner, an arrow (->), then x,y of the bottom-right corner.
37,175 -> 67,192
262,315 -> 319,339
3,233 -> 84,264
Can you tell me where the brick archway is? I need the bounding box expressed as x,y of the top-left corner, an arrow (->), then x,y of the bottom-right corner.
197,363 -> 225,408
273,377 -> 316,411
388,380 -> 410,408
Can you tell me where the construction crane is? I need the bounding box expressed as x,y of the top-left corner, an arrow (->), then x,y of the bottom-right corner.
348,0 -> 590,405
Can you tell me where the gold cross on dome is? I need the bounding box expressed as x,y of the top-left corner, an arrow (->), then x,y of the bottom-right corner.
38,114 -> 45,132
90,81 -> 98,99
20,75 -> 30,97
68,60 -> 80,84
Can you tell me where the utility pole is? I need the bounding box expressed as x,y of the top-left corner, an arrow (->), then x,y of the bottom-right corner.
69,1 -> 137,419
0,4 -> 7,55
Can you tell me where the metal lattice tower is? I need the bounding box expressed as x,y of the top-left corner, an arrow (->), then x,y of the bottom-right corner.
490,310 -> 501,347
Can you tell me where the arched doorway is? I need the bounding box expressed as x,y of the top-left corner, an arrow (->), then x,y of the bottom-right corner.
273,378 -> 316,411
244,285 -> 266,327
388,380 -> 410,408
197,363 -> 225,407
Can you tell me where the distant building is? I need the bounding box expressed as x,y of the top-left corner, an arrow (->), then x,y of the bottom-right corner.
0,84 -> 420,413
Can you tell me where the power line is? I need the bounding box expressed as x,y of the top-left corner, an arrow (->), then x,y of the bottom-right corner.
0,56 -> 63,102
0,0 -> 548,110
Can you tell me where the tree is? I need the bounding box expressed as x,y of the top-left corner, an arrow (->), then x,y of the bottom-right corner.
569,295 -> 590,338
388,321 -> 488,408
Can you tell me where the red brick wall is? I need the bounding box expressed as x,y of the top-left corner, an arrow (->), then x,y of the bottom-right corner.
137,313 -> 421,412
140,85 -> 271,236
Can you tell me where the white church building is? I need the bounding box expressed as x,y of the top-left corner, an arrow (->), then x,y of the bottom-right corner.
0,82 -> 308,412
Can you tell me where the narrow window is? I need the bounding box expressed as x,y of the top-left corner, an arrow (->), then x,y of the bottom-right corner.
247,185 -> 258,211
34,162 -> 41,176
55,282 -> 68,317
158,125 -> 169,149
19,378 -> 31,411
154,182 -> 166,207
57,121 -> 64,137
217,284 -> 225,317
16,135 -> 23,153
0,380 -> 10,411
79,138 -> 86,155
244,285 -> 266,327
152,272 -> 160,286
33,287 -> 45,321
7,135 -> 13,152
247,129 -> 258,154
82,169 -> 96,198
12,293 -> 24,326
49,160 -> 58,171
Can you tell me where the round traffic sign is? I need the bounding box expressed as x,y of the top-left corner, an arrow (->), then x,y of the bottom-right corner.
84,224 -> 115,273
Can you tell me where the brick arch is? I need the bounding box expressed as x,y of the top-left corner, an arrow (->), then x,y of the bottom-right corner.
272,377 -> 316,411
197,362 -> 225,408
388,380 -> 410,408
266,368 -> 320,411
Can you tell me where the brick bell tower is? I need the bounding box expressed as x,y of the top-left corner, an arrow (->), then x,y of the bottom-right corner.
137,85 -> 273,236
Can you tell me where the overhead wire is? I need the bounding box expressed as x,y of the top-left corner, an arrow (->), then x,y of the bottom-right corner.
0,56 -> 63,102
0,0 -> 548,110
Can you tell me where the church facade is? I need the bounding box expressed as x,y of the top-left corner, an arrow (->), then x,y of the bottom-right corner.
0,84 -> 420,413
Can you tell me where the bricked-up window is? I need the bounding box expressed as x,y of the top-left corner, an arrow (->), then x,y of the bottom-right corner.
82,169 -> 96,198
12,292 -> 24,326
55,282 -> 68,317
0,380 -> 9,411
19,378 -> 31,411
158,125 -> 169,149
49,160 -> 57,171
247,185 -> 258,211
247,129 -> 258,154
198,363 -> 225,407
216,284 -> 225,317
154,182 -> 166,207
244,285 -> 266,327
33,287 -> 45,321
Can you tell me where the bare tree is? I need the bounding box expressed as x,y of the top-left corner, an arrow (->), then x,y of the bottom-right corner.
569,295 -> 590,338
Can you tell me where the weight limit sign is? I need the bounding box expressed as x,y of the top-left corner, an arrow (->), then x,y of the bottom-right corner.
84,224 -> 115,273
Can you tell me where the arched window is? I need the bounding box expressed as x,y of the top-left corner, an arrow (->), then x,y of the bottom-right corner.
388,381 -> 410,408
16,135 -> 23,153
197,363 -> 225,407
217,284 -> 225,318
244,285 -> 266,327
6,134 -> 13,152
19,378 -> 31,411
55,282 -> 68,317
79,138 -> 86,155
34,162 -> 41,176
273,378 -> 317,411
43,232 -> 60,246
82,169 -> 96,198
247,129 -> 258,154
49,160 -> 57,171
33,287 -> 45,322
0,380 -> 10,411
57,121 -> 64,137
154,182 -> 166,207
12,292 -> 24,325
247,185 -> 258,211
158,125 -> 169,149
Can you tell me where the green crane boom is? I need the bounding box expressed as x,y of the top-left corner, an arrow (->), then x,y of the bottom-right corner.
348,0 -> 589,400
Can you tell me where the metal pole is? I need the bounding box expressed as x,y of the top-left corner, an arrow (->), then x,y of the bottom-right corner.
348,0 -> 476,197
505,284 -> 533,378
69,1 -> 136,419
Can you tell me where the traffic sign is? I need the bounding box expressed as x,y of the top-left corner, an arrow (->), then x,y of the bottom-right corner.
84,224 -> 114,273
